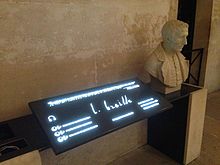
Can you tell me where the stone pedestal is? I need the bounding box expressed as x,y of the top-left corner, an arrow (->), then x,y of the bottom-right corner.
183,84 -> 207,164
148,83 -> 207,164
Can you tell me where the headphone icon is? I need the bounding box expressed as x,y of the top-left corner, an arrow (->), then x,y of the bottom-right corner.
48,115 -> 57,122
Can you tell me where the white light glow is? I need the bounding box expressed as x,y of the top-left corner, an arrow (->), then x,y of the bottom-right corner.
142,103 -> 159,110
57,135 -> 68,143
54,130 -> 65,137
62,116 -> 91,127
51,125 -> 62,132
138,98 -> 154,105
48,115 -> 57,122
140,100 -> 158,107
123,84 -> 140,90
90,103 -> 98,114
65,121 -> 93,132
68,125 -> 98,137
104,95 -> 132,111
47,81 -> 136,107
112,112 -> 134,122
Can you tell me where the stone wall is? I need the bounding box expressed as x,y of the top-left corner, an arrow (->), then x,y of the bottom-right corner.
205,0 -> 220,92
0,0 -> 177,121
0,1 -> 178,164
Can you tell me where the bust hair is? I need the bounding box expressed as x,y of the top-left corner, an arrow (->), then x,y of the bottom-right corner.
162,20 -> 188,42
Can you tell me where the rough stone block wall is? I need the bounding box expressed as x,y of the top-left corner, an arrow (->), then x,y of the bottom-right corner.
0,0 -> 177,121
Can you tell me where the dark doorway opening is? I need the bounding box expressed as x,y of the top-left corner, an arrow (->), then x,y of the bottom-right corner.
178,0 -> 197,57
178,0 -> 204,86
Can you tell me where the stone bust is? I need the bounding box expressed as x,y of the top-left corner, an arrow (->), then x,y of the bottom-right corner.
144,20 -> 189,90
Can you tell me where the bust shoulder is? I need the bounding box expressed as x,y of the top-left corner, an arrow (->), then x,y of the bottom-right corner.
144,44 -> 164,80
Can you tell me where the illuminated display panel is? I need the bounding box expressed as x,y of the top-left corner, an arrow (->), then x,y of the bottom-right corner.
29,78 -> 172,154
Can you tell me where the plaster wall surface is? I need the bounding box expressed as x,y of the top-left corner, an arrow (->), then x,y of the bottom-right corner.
0,1 -> 178,164
0,0 -> 177,121
205,0 -> 220,92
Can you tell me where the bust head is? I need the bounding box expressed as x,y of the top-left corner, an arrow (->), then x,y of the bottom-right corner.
162,20 -> 188,53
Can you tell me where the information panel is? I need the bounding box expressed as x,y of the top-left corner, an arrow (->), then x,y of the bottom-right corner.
29,78 -> 172,154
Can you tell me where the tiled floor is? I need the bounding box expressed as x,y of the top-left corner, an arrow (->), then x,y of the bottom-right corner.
110,90 -> 220,165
